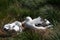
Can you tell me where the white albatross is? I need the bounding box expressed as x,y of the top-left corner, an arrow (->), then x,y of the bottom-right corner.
3,21 -> 23,32
22,16 -> 53,30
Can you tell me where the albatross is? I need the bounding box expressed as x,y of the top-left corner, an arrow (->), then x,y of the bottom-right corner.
22,16 -> 53,30
3,21 -> 23,32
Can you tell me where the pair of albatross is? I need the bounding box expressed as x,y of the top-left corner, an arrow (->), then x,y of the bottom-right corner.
3,16 -> 53,33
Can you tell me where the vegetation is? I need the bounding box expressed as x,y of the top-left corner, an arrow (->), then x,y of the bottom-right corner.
0,0 -> 60,40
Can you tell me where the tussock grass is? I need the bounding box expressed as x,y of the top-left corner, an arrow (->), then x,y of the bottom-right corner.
0,0 -> 60,40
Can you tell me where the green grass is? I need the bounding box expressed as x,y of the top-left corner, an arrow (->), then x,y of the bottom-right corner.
0,0 -> 60,40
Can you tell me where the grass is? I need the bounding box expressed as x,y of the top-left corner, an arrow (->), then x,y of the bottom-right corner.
0,0 -> 60,40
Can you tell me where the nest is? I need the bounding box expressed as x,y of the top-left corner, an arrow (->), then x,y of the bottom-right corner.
0,28 -> 17,38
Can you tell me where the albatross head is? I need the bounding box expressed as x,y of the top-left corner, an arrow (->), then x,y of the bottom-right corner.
25,16 -> 32,21
3,24 -> 11,31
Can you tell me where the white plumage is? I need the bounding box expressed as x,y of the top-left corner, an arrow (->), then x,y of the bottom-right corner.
3,16 -> 53,32
22,16 -> 53,30
4,24 -> 11,30
3,21 -> 22,32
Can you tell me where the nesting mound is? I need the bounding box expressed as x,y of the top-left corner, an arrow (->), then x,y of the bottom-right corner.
0,28 -> 17,38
